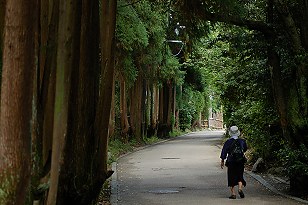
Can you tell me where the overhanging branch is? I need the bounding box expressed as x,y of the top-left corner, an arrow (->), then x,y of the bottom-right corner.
173,1 -> 274,36
203,12 -> 274,36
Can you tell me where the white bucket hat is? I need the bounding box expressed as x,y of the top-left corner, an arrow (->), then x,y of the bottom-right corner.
229,126 -> 240,137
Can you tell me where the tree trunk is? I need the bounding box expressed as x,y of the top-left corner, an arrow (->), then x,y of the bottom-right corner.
129,74 -> 143,143
0,0 -> 6,104
145,82 -> 151,135
266,0 -> 290,143
46,0 -> 78,203
109,77 -> 116,138
300,0 -> 308,50
267,47 -> 291,141
29,0 -> 42,203
0,0 -> 36,203
158,82 -> 172,138
148,82 -> 157,136
174,85 -> 180,130
157,86 -> 164,138
166,81 -> 172,127
274,0 -> 302,51
141,79 -> 147,139
158,86 -> 164,124
166,80 -> 176,130
153,83 -> 159,129
272,0 -> 308,145
0,0 -> 5,49
55,0 -> 102,204
94,0 -> 117,187
120,73 -> 130,141
39,0 -> 59,180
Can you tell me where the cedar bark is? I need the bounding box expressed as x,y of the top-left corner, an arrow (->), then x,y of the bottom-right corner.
56,0 -> 101,203
29,0 -> 42,203
301,0 -> 308,49
166,80 -> 173,127
275,0 -> 308,119
0,0 -> 5,49
153,83 -> 159,129
267,0 -> 290,142
46,0 -> 78,203
158,86 -> 164,124
0,0 -> 5,101
145,83 -> 151,133
0,0 -> 36,203
131,74 -> 143,142
40,0 -> 59,169
274,0 -> 302,52
95,0 -> 117,182
268,50 -> 289,138
158,82 -> 172,137
141,79 -> 147,138
270,0 -> 308,145
120,73 -> 130,141
109,77 -> 116,138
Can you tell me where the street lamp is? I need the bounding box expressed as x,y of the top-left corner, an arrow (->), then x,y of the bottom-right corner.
166,23 -> 185,57
165,40 -> 184,57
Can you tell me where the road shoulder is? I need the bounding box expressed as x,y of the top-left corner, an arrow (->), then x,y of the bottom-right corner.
246,171 -> 308,204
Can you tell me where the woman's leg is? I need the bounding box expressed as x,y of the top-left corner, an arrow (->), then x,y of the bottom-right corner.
238,181 -> 245,198
238,181 -> 243,190
229,186 -> 236,199
230,186 -> 236,195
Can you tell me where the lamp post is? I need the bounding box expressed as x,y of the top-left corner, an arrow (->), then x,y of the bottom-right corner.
166,20 -> 186,56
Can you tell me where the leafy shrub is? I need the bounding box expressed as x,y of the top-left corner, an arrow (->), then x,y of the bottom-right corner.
107,139 -> 134,164
143,136 -> 160,144
278,144 -> 308,178
169,129 -> 186,138
179,105 -> 193,130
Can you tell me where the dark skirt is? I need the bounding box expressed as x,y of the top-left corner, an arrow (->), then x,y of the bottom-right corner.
227,163 -> 246,187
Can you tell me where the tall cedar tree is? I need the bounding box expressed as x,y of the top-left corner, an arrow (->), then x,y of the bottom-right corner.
0,0 -> 37,204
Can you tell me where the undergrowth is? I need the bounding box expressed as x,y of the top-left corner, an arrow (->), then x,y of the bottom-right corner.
107,129 -> 186,164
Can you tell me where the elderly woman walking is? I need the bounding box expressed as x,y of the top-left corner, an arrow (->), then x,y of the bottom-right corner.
220,125 -> 247,199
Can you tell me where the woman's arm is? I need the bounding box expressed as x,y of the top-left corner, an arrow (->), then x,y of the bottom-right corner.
242,139 -> 248,152
220,140 -> 230,169
220,139 -> 233,160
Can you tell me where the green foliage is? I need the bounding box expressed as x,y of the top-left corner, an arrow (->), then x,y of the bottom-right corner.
182,62 -> 206,92
0,173 -> 19,204
159,51 -> 184,84
169,129 -> 186,137
179,104 -> 194,130
133,0 -> 166,70
278,144 -> 308,177
178,86 -> 206,130
108,136 -> 166,164
195,24 -> 280,160
116,0 -> 149,51
116,0 -> 182,87
119,54 -> 138,88
107,139 -> 135,164
143,135 -> 160,144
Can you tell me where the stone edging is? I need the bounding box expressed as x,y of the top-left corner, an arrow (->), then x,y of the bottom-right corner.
246,171 -> 308,204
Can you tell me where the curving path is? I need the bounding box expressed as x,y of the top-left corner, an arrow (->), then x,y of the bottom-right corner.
111,131 -> 305,205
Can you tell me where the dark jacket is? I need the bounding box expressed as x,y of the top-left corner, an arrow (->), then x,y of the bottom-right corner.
220,138 -> 247,163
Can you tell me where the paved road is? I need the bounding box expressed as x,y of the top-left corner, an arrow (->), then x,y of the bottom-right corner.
112,131 -> 305,205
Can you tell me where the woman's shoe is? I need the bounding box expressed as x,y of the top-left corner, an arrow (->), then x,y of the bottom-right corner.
238,189 -> 245,198
229,195 -> 236,199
